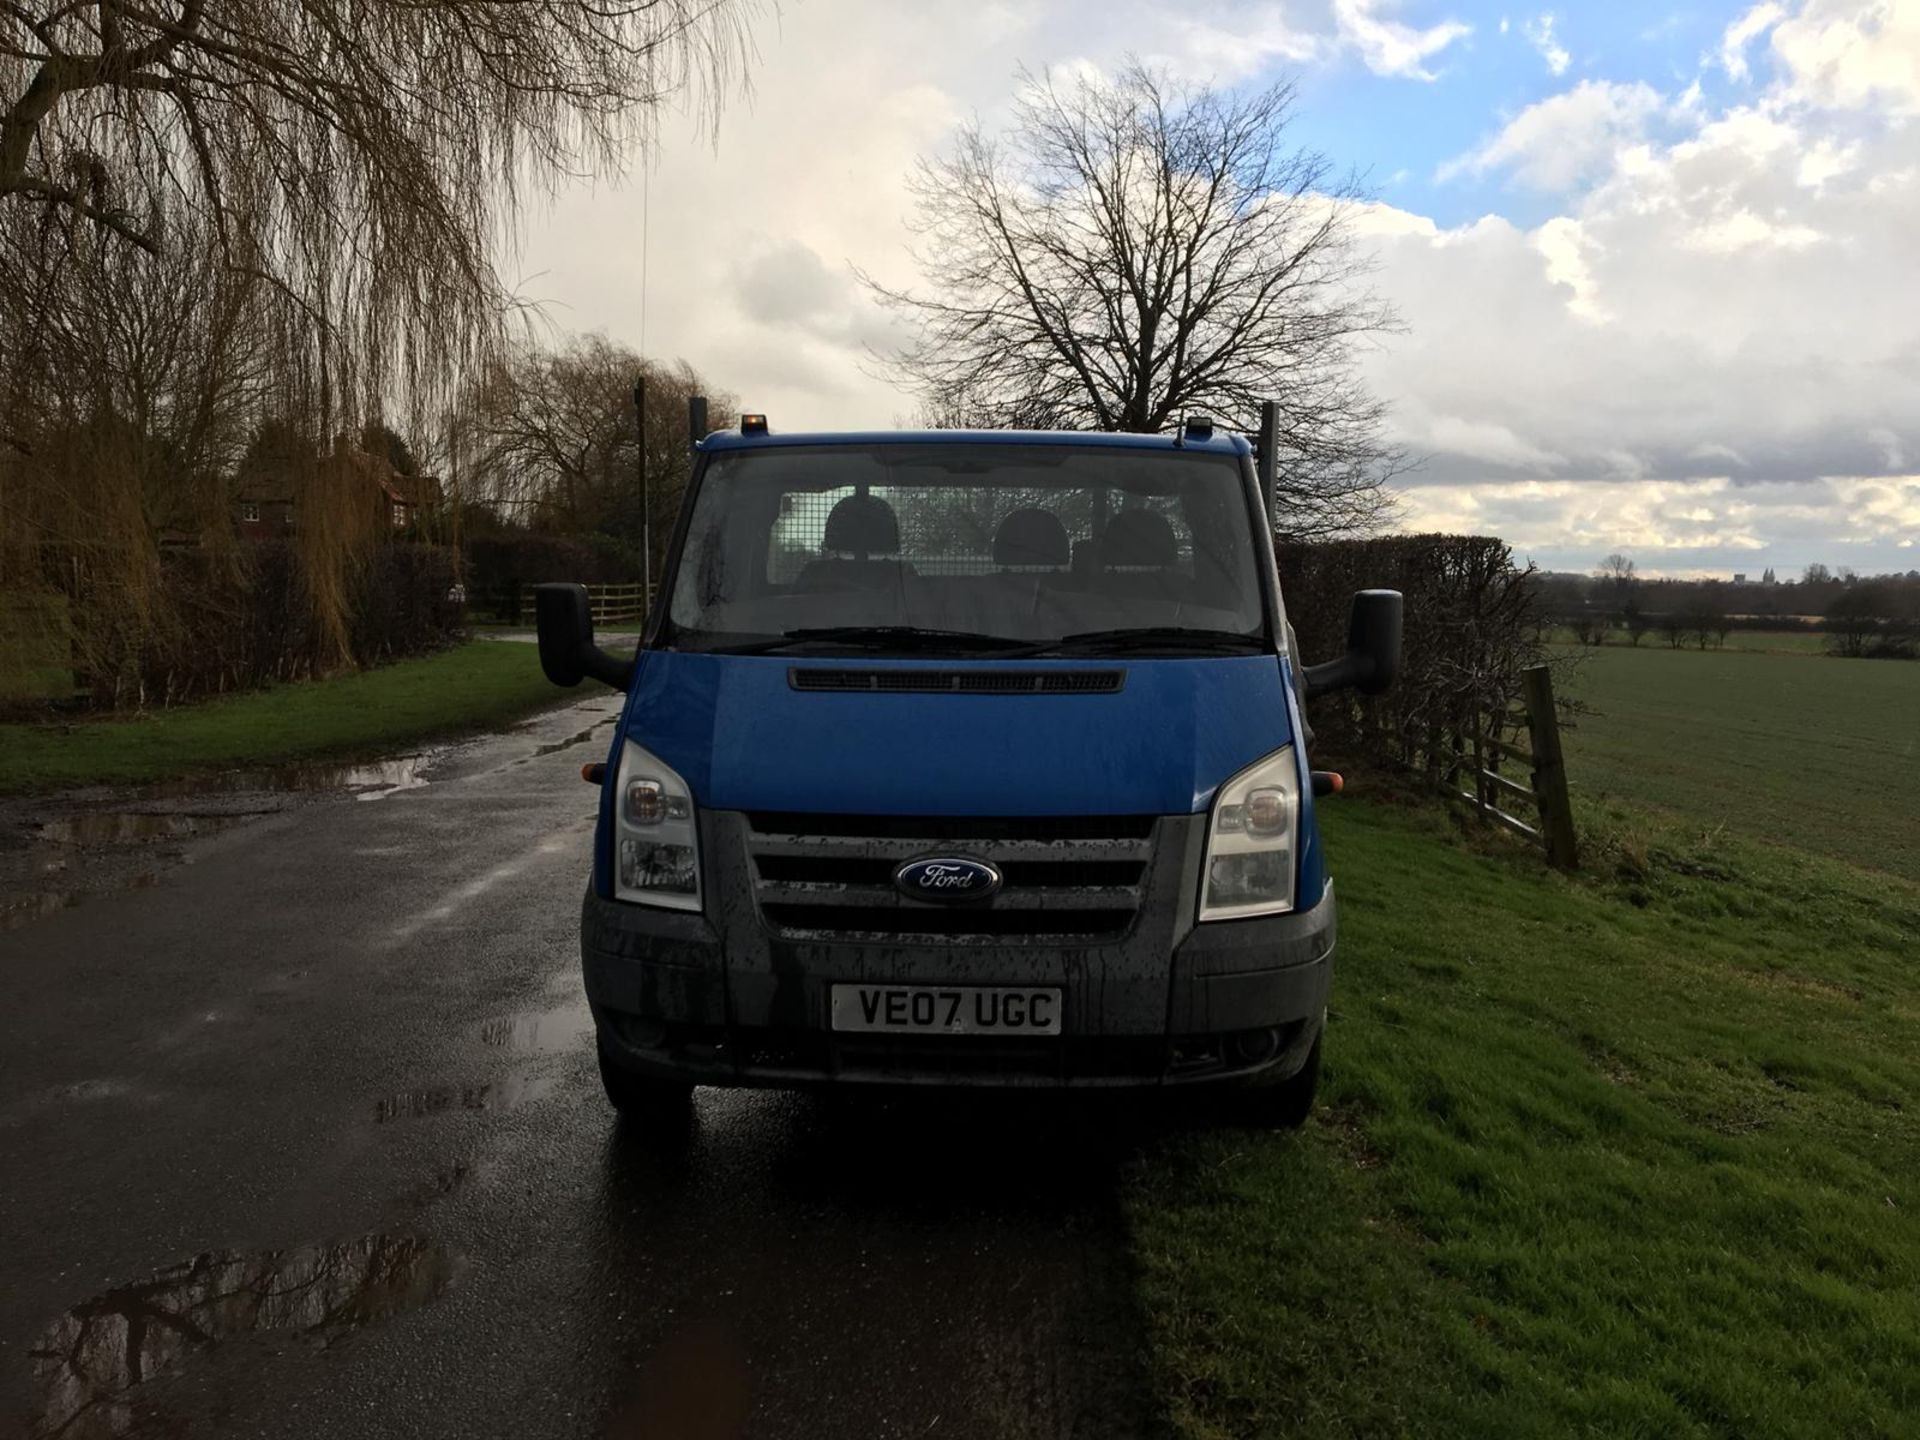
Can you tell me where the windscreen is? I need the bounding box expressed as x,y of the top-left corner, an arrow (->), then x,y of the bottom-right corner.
666,444 -> 1266,651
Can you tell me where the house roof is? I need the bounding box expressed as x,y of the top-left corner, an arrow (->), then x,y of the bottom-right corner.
233,446 -> 437,507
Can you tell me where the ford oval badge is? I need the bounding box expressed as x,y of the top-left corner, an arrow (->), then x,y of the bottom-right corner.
895,855 -> 1003,904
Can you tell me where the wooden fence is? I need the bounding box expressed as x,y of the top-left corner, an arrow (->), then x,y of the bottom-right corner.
1444,663 -> 1579,868
584,583 -> 650,626
506,583 -> 656,629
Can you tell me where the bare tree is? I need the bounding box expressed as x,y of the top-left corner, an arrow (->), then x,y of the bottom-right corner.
1623,599 -> 1650,646
2,0 -> 755,415
453,332 -> 731,570
864,61 -> 1403,539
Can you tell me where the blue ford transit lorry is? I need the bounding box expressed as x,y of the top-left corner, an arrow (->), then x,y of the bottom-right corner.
536,418 -> 1400,1126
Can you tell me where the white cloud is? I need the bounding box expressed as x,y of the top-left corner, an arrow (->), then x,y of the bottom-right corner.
1533,216 -> 1607,320
1158,10 -> 1323,81
1440,80 -> 1666,191
1363,1 -> 1920,574
1721,3 -> 1787,81
1771,0 -> 1920,113
1332,0 -> 1472,81
1398,475 -> 1920,572
1424,415 -> 1567,468
1797,137 -> 1862,186
1681,208 -> 1824,252
509,0 -> 1920,577
1523,13 -> 1571,76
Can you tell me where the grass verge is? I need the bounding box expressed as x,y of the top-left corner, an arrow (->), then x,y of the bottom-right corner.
1126,797 -> 1920,1438
0,640 -> 572,793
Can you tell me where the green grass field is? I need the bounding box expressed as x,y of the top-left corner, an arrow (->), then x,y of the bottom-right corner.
0,640 -> 569,793
1559,644 -> 1920,883
1126,799 -> 1920,1438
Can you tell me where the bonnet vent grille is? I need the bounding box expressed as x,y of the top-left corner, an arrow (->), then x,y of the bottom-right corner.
788,668 -> 1124,695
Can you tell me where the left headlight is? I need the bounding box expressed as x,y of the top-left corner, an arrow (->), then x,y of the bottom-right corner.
613,739 -> 701,911
1198,745 -> 1299,922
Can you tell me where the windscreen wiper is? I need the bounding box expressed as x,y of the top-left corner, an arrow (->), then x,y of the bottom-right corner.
709,625 -> 1039,656
1038,626 -> 1269,655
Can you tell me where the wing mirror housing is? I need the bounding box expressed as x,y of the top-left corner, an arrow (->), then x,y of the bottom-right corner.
534,582 -> 635,690
1303,589 -> 1403,699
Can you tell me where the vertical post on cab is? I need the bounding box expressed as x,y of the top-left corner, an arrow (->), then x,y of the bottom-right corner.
1255,399 -> 1280,531
634,375 -> 649,610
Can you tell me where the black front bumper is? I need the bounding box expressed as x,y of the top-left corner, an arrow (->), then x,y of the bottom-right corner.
581,879 -> 1335,1091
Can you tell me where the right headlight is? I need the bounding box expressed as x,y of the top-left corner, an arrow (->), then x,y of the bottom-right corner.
1198,745 -> 1299,922
612,739 -> 701,911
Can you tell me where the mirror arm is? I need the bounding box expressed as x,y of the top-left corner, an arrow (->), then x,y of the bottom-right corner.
1303,654 -> 1366,700
581,646 -> 635,691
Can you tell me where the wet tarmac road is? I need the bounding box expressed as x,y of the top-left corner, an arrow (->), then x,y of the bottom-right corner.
0,698 -> 1163,1439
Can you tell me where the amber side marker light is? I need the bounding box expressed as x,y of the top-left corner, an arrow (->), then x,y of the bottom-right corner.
1311,771 -> 1343,797
582,762 -> 606,785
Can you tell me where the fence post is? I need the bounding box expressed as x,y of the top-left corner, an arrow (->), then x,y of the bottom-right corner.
1522,664 -> 1579,869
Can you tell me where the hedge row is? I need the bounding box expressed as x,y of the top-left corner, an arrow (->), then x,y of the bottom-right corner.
464,534 -> 640,622
1278,534 -> 1549,778
17,541 -> 462,710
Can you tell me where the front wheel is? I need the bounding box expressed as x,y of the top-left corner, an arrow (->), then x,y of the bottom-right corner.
1248,1034 -> 1322,1130
597,1041 -> 695,1126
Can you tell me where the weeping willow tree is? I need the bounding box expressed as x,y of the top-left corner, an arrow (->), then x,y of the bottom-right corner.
0,0 -> 757,698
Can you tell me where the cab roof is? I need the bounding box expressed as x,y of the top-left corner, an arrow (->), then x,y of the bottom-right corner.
697,427 -> 1253,458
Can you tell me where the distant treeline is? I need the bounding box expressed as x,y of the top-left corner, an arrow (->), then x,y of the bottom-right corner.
1535,567 -> 1920,658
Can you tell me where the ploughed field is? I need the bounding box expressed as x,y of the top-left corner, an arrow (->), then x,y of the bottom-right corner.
1123,637 -> 1920,1437
1559,639 -> 1920,885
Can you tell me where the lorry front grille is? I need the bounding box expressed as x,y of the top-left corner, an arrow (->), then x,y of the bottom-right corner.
743,813 -> 1156,942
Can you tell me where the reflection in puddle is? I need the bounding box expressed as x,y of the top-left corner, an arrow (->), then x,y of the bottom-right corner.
2,890 -> 79,931
477,1003 -> 593,1053
372,1072 -> 555,1123
1,875 -> 157,934
29,1234 -> 453,1439
529,725 -> 604,759
38,812 -> 251,845
137,754 -> 432,801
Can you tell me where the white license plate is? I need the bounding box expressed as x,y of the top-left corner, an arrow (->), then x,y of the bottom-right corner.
830,984 -> 1062,1036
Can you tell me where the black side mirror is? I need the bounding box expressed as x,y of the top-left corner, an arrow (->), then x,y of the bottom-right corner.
1303,589 -> 1403,699
534,582 -> 634,690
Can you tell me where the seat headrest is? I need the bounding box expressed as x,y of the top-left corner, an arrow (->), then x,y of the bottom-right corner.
1103,508 -> 1177,568
992,508 -> 1070,568
822,494 -> 900,557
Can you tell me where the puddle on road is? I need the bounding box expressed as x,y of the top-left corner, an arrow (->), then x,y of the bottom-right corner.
528,722 -> 613,760
477,1002 -> 593,1053
128,754 -> 435,802
372,1072 -> 555,1124
2,874 -> 158,934
38,812 -> 253,845
28,1234 -> 453,1439
2,890 -> 80,931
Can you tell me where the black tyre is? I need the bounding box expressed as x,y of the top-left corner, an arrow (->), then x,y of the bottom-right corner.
597,1041 -> 695,1126
1251,1034 -> 1322,1130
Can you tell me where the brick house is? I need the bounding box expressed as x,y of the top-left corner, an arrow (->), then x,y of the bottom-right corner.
233,445 -> 438,539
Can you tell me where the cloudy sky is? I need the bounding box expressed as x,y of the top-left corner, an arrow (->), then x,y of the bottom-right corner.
520,0 -> 1920,577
